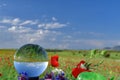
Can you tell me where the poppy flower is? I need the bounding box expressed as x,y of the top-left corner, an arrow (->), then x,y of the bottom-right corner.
51,55 -> 59,67
51,55 -> 59,61
72,60 -> 91,78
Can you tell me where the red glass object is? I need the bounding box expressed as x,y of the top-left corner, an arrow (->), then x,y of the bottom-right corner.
72,60 -> 91,78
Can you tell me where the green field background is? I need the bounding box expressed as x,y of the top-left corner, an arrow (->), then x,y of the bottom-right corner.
0,49 -> 120,80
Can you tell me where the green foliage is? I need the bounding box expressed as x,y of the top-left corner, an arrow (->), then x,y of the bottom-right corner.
110,76 -> 114,80
101,50 -> 111,58
104,53 -> 110,58
90,49 -> 97,58
101,50 -> 107,55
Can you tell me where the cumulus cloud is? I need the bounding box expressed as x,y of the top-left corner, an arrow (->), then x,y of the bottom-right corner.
45,22 -> 67,29
0,17 -> 116,49
0,17 -> 68,48
8,26 -> 32,33
38,24 -> 45,28
0,18 -> 20,25
14,29 -> 61,45
12,18 -> 20,25
0,18 -> 11,24
8,26 -> 16,31
20,20 -> 38,25
38,22 -> 67,29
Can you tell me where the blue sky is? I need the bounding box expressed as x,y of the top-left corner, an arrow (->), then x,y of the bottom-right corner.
0,0 -> 120,49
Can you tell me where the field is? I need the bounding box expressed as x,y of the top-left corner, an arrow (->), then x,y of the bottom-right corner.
0,49 -> 120,80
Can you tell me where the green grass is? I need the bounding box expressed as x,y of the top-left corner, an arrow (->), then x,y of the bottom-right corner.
0,49 -> 120,80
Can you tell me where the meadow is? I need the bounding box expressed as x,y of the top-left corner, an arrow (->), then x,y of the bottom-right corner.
0,49 -> 120,80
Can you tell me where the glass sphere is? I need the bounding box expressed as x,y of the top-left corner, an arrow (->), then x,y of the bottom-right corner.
77,72 -> 107,80
14,44 -> 48,77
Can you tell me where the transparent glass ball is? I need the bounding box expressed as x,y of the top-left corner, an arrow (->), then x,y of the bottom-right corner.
14,44 -> 48,77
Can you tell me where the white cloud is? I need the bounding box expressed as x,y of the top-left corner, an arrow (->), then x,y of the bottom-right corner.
45,22 -> 67,29
12,18 -> 20,25
12,28 -> 61,44
0,18 -> 11,23
29,38 -> 37,43
38,22 -> 67,29
52,17 -> 57,21
8,26 -> 16,31
0,17 -> 66,46
0,18 -> 39,26
0,18 -> 20,25
2,17 -> 100,49
38,24 -> 45,28
0,16 -> 117,49
20,20 -> 38,25
0,17 -> 67,30
8,26 -> 32,33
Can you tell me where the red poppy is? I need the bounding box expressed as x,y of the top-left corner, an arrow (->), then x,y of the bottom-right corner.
50,55 -> 59,67
72,60 -> 91,78
51,55 -> 59,61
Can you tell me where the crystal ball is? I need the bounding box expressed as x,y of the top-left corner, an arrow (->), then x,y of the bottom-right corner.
77,72 -> 107,80
14,44 -> 48,77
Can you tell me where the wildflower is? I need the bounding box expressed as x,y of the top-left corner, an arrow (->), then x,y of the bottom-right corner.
44,68 -> 67,80
44,72 -> 54,80
18,72 -> 28,80
52,68 -> 64,75
51,55 -> 59,67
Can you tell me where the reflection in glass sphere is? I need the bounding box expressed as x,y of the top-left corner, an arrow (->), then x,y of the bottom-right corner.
14,44 -> 48,77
